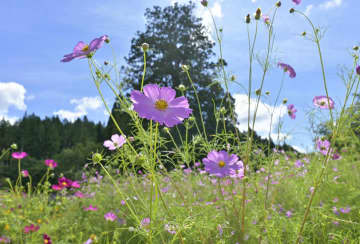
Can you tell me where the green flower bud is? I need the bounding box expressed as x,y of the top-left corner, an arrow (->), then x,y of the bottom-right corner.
282,98 -> 288,104
92,153 -> 103,163
255,89 -> 261,96
255,8 -> 262,20
245,14 -> 251,24
141,43 -> 149,52
104,74 -> 110,80
265,91 -> 270,95
276,1 -> 281,7
104,61 -> 109,65
201,0 -> 208,7
181,64 -> 190,72
105,37 -> 110,44
301,31 -> 306,36
10,143 -> 18,150
353,46 -> 359,51
220,107 -> 226,114
289,8 -> 295,14
178,84 -> 186,92
230,75 -> 236,81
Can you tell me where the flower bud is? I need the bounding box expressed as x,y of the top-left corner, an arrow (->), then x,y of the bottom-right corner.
289,8 -> 295,14
178,84 -> 186,92
219,107 -> 226,114
104,61 -> 109,65
201,0 -> 208,7
356,65 -> 360,76
230,75 -> 236,81
245,14 -> 251,24
181,64 -> 190,72
282,98 -> 288,104
92,153 -> 103,164
255,8 -> 262,20
255,89 -> 261,96
353,46 -> 359,51
276,1 -> 281,7
163,127 -> 170,133
301,31 -> 306,37
265,91 -> 270,95
104,74 -> 110,80
10,143 -> 18,150
141,43 -> 149,52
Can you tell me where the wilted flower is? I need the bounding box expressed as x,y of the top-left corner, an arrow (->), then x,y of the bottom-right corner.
131,84 -> 192,127
313,96 -> 334,109
278,62 -> 296,78
45,159 -> 58,169
104,212 -> 117,221
61,35 -> 108,62
103,134 -> 126,150
287,104 -> 297,119
12,152 -> 28,159
202,150 -> 243,178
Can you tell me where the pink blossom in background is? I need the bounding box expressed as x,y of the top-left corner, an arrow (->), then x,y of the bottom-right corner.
45,159 -> 58,169
313,96 -> 334,109
0,236 -> 10,243
316,138 -> 331,155
292,0 -> 301,5
43,234 -> 52,244
11,152 -> 28,159
130,84 -> 192,127
340,207 -> 351,214
23,224 -> 39,234
203,150 -> 243,178
61,35 -> 108,62
84,204 -> 98,211
104,134 -> 126,150
287,104 -> 297,119
278,62 -> 296,78
21,170 -> 29,177
104,212 -> 117,221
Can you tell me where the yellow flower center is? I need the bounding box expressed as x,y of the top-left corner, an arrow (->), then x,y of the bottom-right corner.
155,100 -> 168,111
82,44 -> 89,52
45,240 -> 49,244
62,182 -> 67,186
218,160 -> 226,168
320,101 -> 326,106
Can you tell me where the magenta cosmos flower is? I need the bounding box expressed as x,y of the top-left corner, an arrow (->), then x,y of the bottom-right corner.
104,212 -> 117,221
278,62 -> 296,78
52,176 -> 80,191
103,134 -> 126,150
45,159 -> 58,169
313,96 -> 334,109
130,84 -> 192,127
12,152 -> 28,159
23,224 -> 39,234
84,204 -> 98,211
61,35 -> 108,62
292,0 -> 301,5
43,234 -> 52,244
202,150 -> 243,178
21,170 -> 29,178
316,138 -> 331,155
287,104 -> 297,119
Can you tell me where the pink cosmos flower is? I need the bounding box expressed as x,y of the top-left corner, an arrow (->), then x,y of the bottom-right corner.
104,212 -> 117,221
21,170 -> 29,178
316,138 -> 331,155
61,35 -> 108,62
103,134 -> 126,150
12,152 -> 28,159
263,15 -> 270,24
287,104 -> 297,119
141,218 -> 151,227
286,211 -> 292,218
74,191 -> 85,198
313,96 -> 334,109
340,207 -> 351,213
0,236 -> 10,243
23,224 -> 39,234
356,65 -> 360,75
292,0 -> 301,4
278,62 -> 296,78
202,150 -> 243,178
71,181 -> 80,188
45,159 -> 58,169
84,204 -> 98,211
332,153 -> 341,160
130,84 -> 192,127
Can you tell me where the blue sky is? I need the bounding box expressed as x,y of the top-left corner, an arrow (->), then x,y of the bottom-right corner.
0,0 -> 358,152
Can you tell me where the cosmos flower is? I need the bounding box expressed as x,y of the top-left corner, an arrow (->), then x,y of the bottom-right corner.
313,96 -> 334,109
84,205 -> 98,211
130,84 -> 192,127
45,159 -> 58,169
0,236 -> 10,243
292,0 -> 301,5
104,212 -> 117,222
287,104 -> 297,119
202,150 -> 243,178
21,170 -> 29,178
43,234 -> 52,244
61,35 -> 108,62
23,224 -> 39,234
11,152 -> 28,159
103,134 -> 126,150
316,138 -> 331,155
278,62 -> 296,78
263,15 -> 270,24
286,211 -> 292,218
340,207 -> 351,214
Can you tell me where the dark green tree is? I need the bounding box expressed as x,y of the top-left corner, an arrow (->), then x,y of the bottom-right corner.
107,1 -> 236,139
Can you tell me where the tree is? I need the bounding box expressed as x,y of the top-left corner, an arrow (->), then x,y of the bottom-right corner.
107,1 -> 236,139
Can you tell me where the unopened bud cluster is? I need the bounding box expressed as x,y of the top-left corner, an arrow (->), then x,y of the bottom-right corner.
141,43 -> 149,52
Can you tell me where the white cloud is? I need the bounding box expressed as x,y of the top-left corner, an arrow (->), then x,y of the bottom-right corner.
320,0 -> 342,9
292,145 -> 307,153
0,82 -> 27,124
54,96 -> 102,122
304,5 -> 313,15
234,93 -> 287,140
